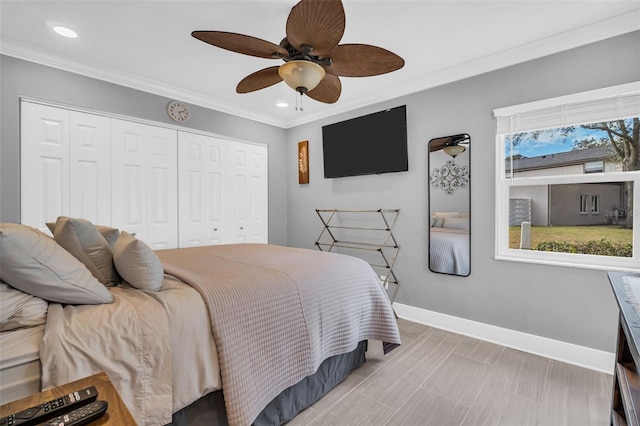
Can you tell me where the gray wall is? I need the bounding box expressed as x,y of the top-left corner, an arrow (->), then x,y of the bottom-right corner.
285,31 -> 640,352
0,55 -> 289,245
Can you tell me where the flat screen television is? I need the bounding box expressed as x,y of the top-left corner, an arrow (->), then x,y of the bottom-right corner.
322,105 -> 408,178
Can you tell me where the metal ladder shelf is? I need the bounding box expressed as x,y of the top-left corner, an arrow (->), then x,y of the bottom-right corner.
315,209 -> 401,303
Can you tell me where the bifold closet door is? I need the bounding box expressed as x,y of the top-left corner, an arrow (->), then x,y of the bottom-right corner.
229,142 -> 268,243
20,102 -> 110,231
111,119 -> 178,249
178,132 -> 230,247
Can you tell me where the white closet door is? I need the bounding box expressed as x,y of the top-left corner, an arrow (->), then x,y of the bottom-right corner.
111,119 -> 178,249
230,142 -> 268,243
20,102 -> 70,231
178,132 -> 229,247
69,112 -> 111,225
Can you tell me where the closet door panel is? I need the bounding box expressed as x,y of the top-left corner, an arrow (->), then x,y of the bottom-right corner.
230,142 -> 268,243
178,132 -> 228,247
69,112 -> 111,225
112,119 -> 177,249
147,132 -> 178,249
112,121 -> 147,241
20,102 -> 70,231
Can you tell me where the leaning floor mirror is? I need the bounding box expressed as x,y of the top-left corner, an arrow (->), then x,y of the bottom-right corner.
428,134 -> 471,276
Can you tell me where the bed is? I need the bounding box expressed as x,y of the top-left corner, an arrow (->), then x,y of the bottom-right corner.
0,219 -> 400,426
429,212 -> 470,276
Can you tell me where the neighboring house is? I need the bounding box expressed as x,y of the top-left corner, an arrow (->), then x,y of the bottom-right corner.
508,146 -> 626,226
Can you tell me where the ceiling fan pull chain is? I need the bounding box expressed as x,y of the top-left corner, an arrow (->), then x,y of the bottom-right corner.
296,92 -> 304,112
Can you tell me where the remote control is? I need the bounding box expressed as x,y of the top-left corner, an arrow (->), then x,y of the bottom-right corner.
38,400 -> 108,426
0,386 -> 98,426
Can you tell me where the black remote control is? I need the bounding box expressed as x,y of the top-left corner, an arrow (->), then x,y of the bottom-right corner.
38,400 -> 108,426
0,386 -> 98,426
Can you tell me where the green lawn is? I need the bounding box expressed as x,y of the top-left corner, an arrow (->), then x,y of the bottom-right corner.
509,225 -> 633,249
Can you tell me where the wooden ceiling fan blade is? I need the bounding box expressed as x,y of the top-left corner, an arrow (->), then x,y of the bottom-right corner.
325,44 -> 405,77
429,137 -> 450,152
286,0 -> 345,57
236,67 -> 283,93
306,74 -> 341,104
192,31 -> 288,59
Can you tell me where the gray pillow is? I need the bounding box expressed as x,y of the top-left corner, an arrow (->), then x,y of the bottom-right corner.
47,221 -> 120,248
53,217 -> 120,285
0,223 -> 113,304
113,231 -> 164,291
0,281 -> 48,331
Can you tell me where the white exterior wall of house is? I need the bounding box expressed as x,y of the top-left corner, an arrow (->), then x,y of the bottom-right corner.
513,160 -> 622,178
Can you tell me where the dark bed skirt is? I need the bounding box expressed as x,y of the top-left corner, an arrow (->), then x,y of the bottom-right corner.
169,340 -> 368,426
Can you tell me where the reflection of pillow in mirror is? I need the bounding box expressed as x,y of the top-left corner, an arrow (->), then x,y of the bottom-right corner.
433,212 -> 459,218
443,217 -> 469,231
432,217 -> 444,227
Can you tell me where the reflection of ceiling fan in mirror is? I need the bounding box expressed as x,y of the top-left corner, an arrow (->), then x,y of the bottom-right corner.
428,134 -> 470,157
191,0 -> 405,104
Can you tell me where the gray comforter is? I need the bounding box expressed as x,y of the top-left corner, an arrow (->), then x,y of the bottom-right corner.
157,244 -> 401,426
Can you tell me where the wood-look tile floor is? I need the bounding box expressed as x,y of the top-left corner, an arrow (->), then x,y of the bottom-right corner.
287,319 -> 613,426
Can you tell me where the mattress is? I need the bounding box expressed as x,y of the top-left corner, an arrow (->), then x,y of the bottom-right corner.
0,325 -> 44,404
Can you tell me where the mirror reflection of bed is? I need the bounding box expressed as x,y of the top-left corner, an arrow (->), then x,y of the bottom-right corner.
428,134 -> 471,276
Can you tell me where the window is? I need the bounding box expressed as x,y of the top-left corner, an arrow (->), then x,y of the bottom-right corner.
580,194 -> 588,214
591,195 -> 600,214
494,82 -> 639,272
584,161 -> 604,173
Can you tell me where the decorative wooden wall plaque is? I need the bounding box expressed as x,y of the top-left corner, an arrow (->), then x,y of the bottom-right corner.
298,140 -> 309,184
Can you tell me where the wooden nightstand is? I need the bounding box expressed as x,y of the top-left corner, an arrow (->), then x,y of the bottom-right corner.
0,372 -> 136,425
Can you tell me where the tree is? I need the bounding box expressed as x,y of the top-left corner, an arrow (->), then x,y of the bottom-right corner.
572,118 -> 639,172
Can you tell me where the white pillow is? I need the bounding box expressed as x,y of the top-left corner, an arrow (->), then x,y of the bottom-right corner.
431,212 -> 458,228
113,232 -> 164,291
0,223 -> 113,305
443,217 -> 469,231
53,217 -> 120,285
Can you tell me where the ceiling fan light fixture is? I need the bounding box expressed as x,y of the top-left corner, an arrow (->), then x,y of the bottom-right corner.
443,145 -> 466,158
278,60 -> 325,95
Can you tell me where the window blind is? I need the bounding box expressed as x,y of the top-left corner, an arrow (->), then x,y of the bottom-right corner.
494,82 -> 640,135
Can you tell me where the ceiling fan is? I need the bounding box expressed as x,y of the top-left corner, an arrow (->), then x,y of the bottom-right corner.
192,0 -> 405,104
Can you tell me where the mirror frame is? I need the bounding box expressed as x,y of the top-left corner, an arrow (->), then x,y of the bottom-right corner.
427,134 -> 471,277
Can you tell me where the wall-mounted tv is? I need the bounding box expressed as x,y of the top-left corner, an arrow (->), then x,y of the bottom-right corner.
322,105 -> 408,178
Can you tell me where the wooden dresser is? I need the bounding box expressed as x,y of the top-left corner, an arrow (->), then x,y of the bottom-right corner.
609,271 -> 640,425
0,372 -> 136,425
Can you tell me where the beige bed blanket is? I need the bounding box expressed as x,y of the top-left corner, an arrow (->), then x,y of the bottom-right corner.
157,243 -> 401,426
40,278 -> 221,426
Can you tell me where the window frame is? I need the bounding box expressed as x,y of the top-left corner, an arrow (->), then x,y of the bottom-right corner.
494,82 -> 640,273
591,195 -> 600,215
580,194 -> 589,214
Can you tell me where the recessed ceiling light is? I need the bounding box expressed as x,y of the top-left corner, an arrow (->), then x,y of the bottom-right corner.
276,101 -> 288,108
53,26 -> 78,38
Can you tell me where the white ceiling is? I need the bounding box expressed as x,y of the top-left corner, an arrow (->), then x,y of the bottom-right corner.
1,1 -> 639,128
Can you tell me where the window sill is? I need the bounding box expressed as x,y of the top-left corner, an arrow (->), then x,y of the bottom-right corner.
495,251 -> 639,273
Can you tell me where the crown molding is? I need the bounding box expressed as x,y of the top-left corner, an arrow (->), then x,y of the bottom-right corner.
0,38 -> 289,128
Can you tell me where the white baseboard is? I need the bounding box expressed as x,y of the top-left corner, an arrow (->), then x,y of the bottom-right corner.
393,302 -> 615,375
